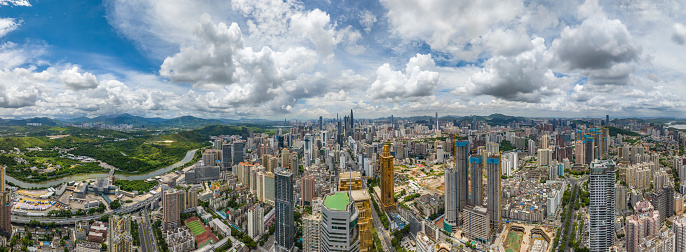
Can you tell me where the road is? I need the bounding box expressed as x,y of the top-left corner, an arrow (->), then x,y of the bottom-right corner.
11,193 -> 161,225
258,235 -> 275,252
561,185 -> 579,252
138,216 -> 150,252
370,199 -> 393,251
141,210 -> 158,252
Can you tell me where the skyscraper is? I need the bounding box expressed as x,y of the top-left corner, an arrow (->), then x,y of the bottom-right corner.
444,166 -> 458,233
163,189 -> 182,230
469,156 -> 483,206
445,140 -> 469,233
380,144 -> 395,209
319,116 -> 323,130
320,192 -> 361,252
626,200 -> 659,252
232,141 -> 244,165
275,170 -> 295,251
221,143 -> 232,170
0,165 -> 8,237
674,216 -> 686,252
590,160 -> 616,252
585,137 -> 595,164
455,141 -> 469,214
487,155 -> 501,231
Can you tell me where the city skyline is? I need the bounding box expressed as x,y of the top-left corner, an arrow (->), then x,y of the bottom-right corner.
0,0 -> 685,120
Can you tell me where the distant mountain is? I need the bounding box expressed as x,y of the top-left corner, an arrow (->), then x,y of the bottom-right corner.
0,117 -> 61,126
50,114 -> 274,128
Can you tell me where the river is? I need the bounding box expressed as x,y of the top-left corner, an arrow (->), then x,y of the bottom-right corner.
6,149 -> 198,188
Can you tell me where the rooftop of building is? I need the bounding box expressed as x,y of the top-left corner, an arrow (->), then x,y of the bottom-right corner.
339,171 -> 361,180
324,192 -> 350,211
349,189 -> 370,202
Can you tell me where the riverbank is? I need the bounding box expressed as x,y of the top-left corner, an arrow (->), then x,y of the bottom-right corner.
6,149 -> 199,189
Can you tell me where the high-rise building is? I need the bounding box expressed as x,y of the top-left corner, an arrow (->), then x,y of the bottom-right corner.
0,165 -> 9,236
380,144 -> 395,209
232,141 -> 244,165
602,127 -> 610,158
626,200 -> 659,252
590,160 -> 616,252
275,170 -> 294,251
538,148 -> 553,168
163,189 -> 182,230
575,140 -> 585,165
221,143 -> 232,170
187,188 -> 198,209
651,186 -> 675,223
301,175 -> 315,206
202,149 -> 220,167
585,137 -> 595,164
461,205 -> 490,244
487,155 -> 501,231
339,171 -> 362,191
444,165 -> 458,233
248,205 -> 265,239
108,215 -> 134,252
320,192 -> 361,252
337,171 -> 372,252
281,148 -> 290,169
540,134 -> 549,149
455,141 -> 469,212
303,212 -> 321,252
674,216 -> 686,252
469,156 -> 483,206
615,184 -> 628,211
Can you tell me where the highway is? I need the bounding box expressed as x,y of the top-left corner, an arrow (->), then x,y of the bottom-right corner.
141,210 -> 158,252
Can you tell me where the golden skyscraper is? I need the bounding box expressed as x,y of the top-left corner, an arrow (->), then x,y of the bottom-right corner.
380,144 -> 395,209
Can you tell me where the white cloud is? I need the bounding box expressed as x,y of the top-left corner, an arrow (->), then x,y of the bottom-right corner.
359,10 -> 377,33
59,66 -> 99,90
367,54 -> 439,101
0,18 -> 19,38
672,23 -> 686,45
381,0 -> 523,56
550,16 -> 642,87
0,0 -> 30,6
470,37 -> 567,102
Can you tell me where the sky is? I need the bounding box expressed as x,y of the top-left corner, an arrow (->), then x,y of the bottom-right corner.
0,0 -> 685,120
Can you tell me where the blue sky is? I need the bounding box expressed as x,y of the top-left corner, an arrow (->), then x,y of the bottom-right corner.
0,0 -> 685,119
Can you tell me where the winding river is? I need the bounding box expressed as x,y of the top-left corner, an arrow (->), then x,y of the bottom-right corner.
6,149 -> 198,188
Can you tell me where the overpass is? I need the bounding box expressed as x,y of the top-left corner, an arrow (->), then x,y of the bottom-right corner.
11,193 -> 161,225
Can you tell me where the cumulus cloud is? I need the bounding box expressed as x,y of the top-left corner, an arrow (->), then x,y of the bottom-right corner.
290,9 -> 337,57
0,68 -> 43,108
367,54 -> 439,101
160,15 -> 243,87
471,37 -> 566,103
672,23 -> 686,45
552,17 -> 641,70
484,28 -> 533,56
551,16 -> 641,87
59,66 -> 99,90
381,0 -> 523,55
0,18 -> 19,38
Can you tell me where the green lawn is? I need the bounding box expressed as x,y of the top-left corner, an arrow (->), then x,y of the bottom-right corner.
186,220 -> 206,236
504,232 -> 523,252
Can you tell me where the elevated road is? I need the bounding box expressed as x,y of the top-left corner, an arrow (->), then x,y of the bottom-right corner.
11,193 -> 161,225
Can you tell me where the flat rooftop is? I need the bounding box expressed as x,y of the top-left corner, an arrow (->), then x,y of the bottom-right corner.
324,192 -> 350,211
